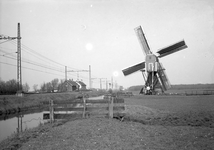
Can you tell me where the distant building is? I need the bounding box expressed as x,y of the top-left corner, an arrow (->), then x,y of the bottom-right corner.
63,79 -> 87,92
76,81 -> 87,90
65,79 -> 79,91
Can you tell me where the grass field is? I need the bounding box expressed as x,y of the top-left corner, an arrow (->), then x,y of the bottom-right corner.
123,95 -> 214,129
0,93 -> 214,149
125,95 -> 214,112
129,84 -> 214,95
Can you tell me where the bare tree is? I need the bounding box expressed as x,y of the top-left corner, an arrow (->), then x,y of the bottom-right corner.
58,79 -> 66,92
33,84 -> 38,92
46,82 -> 52,93
22,82 -> 30,92
40,82 -> 47,92
51,78 -> 59,92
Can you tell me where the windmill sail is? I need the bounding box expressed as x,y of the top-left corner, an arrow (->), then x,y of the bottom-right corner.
157,63 -> 171,91
122,25 -> 187,95
134,26 -> 152,55
122,62 -> 145,76
157,40 -> 187,58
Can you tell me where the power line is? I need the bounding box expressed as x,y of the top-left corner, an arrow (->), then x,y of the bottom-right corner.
0,49 -> 17,56
0,51 -> 77,78
0,55 -> 64,73
1,54 -> 95,82
9,40 -> 63,67
0,47 -> 67,73
0,54 -> 86,80
0,61 -> 67,78
10,40 -> 79,70
0,39 -> 15,44
0,46 -> 16,51
9,40 -> 94,72
1,40 -> 96,81
0,49 -> 16,54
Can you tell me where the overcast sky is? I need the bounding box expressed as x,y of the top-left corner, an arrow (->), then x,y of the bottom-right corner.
0,0 -> 214,90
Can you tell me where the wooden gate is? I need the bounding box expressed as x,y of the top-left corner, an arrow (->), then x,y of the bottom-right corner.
43,95 -> 125,122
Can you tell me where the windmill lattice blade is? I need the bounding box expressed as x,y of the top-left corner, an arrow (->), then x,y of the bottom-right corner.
122,62 -> 145,76
157,40 -> 187,58
134,26 -> 152,55
157,63 -> 171,91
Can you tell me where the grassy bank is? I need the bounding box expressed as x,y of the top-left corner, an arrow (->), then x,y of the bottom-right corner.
1,95 -> 214,149
0,91 -> 106,116
1,113 -> 213,149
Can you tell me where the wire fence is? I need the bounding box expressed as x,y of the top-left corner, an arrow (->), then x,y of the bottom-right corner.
185,90 -> 214,96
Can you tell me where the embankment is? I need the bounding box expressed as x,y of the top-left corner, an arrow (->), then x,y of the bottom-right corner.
0,91 -> 106,119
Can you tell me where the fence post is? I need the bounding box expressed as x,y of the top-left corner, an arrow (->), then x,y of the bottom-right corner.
83,96 -> 86,118
49,100 -> 54,124
109,96 -> 113,118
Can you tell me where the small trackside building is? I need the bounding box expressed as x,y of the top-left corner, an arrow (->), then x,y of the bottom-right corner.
65,79 -> 79,91
62,79 -> 87,92
76,81 -> 87,91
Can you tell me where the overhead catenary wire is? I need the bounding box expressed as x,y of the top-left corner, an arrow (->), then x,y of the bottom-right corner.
0,52 -> 88,80
0,47 -> 76,77
0,46 -> 16,51
9,40 -> 90,79
0,55 -> 88,80
9,40 -> 81,70
0,39 -> 15,44
0,61 -> 67,78
9,40 -> 65,68
1,55 -> 64,73
1,39 -> 101,83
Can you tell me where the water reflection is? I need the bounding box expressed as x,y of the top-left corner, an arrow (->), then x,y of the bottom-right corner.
0,111 -> 47,142
88,95 -> 104,100
17,113 -> 23,133
0,96 -> 104,142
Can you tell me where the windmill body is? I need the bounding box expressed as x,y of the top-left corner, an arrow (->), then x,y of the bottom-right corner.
122,26 -> 187,95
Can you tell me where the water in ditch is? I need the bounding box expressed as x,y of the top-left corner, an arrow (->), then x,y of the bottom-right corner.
0,95 -> 105,142
0,111 -> 48,142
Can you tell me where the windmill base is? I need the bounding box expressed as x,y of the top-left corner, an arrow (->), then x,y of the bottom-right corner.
139,87 -> 164,95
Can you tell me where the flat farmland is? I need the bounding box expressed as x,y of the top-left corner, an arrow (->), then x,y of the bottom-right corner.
125,95 -> 214,113
124,95 -> 214,128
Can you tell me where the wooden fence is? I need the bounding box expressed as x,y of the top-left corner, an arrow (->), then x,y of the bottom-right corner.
43,95 -> 125,122
103,92 -> 133,99
116,92 -> 133,97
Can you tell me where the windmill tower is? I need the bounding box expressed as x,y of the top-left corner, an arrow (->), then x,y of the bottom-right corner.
122,26 -> 187,95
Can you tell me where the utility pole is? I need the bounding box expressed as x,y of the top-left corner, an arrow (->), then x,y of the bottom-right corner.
1,23 -> 23,134
17,23 -> 22,93
111,77 -> 113,89
67,70 -> 88,81
91,78 -> 106,90
0,23 -> 21,94
99,78 -> 107,90
100,79 -> 102,89
65,66 -> 67,91
91,78 -> 97,89
89,65 -> 91,89
65,66 -> 67,81
106,78 -> 108,90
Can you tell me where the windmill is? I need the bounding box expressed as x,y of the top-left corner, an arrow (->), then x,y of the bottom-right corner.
122,26 -> 187,95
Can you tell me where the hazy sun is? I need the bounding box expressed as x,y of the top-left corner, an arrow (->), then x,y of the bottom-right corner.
113,71 -> 119,77
85,43 -> 93,51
